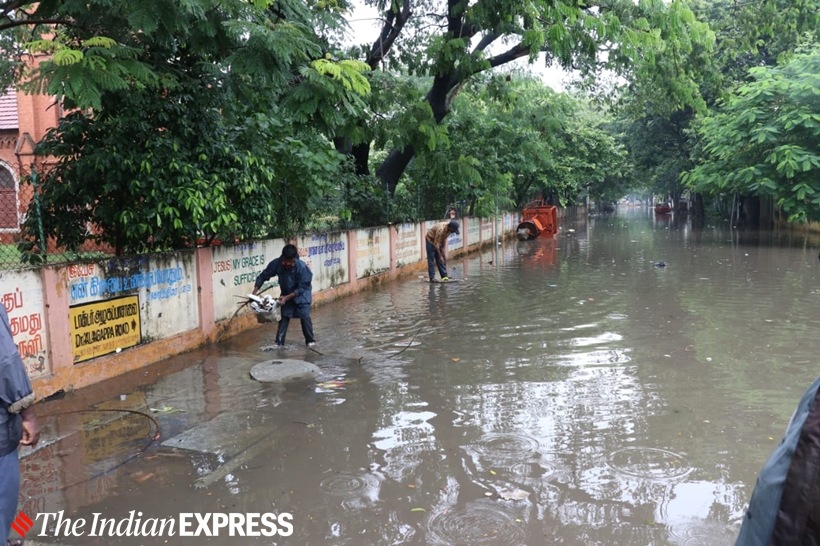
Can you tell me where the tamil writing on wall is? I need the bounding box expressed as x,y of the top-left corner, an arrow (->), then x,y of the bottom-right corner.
395,223 -> 421,268
466,217 -> 481,246
297,232 -> 349,291
70,295 -> 141,364
481,217 -> 494,241
355,227 -> 390,278
67,253 -> 198,346
0,270 -> 49,378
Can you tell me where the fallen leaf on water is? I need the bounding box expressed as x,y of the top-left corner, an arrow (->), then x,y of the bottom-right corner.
498,489 -> 530,501
150,406 -> 185,415
316,379 -> 354,389
451,357 -> 461,362
132,471 -> 155,483
407,484 -> 416,489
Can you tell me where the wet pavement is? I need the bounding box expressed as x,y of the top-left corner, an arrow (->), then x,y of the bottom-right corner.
16,208 -> 820,545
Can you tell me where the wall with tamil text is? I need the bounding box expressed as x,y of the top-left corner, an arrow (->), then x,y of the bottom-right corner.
0,213 -> 522,398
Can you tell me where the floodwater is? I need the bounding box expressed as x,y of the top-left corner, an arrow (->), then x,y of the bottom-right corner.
20,207 -> 820,546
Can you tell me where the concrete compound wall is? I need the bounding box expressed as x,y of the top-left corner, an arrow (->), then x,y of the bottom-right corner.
0,214 -> 521,399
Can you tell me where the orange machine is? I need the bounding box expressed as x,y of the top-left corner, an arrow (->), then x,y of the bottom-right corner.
516,199 -> 558,240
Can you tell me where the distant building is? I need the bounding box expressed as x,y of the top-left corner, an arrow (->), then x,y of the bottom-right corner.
0,79 -> 61,241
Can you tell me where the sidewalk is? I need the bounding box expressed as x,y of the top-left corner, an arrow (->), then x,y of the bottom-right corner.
17,328 -> 347,543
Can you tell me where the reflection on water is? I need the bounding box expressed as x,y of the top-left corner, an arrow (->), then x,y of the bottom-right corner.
22,208 -> 820,545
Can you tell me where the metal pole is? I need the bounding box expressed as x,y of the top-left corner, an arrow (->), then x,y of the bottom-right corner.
30,165 -> 47,262
495,182 -> 499,266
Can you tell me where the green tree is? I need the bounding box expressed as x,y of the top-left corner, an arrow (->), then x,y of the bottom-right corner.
573,121 -> 632,208
612,0 -> 818,219
405,75 -> 569,218
620,109 -> 693,206
682,46 -> 820,223
22,87 -> 353,257
384,74 -> 631,219
11,0 -> 370,259
700,0 -> 819,88
338,0 -> 713,197
5,0 -> 367,109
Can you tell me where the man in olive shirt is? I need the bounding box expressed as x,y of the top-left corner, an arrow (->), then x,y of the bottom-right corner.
425,220 -> 460,282
1,305 -> 40,546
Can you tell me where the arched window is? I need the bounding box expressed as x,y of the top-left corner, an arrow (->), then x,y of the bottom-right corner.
0,164 -> 18,229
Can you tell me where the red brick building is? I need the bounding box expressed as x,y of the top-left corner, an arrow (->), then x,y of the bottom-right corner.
0,84 -> 61,241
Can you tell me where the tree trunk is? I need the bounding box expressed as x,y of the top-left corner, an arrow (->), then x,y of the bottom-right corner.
743,195 -> 760,228
376,146 -> 416,194
691,193 -> 705,228
334,137 -> 372,176
351,142 -> 371,176
759,195 -> 774,230
377,74 -> 455,196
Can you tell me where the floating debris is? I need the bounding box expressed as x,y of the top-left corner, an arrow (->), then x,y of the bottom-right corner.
316,379 -> 355,390
150,406 -> 185,415
498,489 -> 530,501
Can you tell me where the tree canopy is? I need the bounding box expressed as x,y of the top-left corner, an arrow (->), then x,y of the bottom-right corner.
10,0 -> 371,258
339,0 -> 714,197
5,0 -> 818,261
612,0 -> 818,219
683,45 -> 820,223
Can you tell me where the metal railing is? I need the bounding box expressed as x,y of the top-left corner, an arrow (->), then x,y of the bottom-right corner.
0,172 -> 115,270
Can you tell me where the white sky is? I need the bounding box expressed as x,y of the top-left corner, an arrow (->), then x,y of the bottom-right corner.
344,2 -> 571,91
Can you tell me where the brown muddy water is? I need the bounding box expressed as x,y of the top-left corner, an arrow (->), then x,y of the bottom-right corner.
19,208 -> 820,546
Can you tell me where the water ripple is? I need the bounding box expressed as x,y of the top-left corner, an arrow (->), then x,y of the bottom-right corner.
426,500 -> 526,545
319,471 -> 379,497
467,432 -> 542,462
667,520 -> 739,546
607,447 -> 693,480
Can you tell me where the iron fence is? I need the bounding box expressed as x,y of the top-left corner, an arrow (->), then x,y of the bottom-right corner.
0,166 -> 30,269
0,172 -> 114,270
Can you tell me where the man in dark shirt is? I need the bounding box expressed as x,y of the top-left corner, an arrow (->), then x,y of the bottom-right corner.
1,305 -> 40,546
253,244 -> 316,348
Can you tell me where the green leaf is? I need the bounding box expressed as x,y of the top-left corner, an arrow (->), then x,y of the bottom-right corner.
53,49 -> 84,66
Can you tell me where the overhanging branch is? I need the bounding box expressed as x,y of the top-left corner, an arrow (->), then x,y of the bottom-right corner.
486,42 -> 530,69
472,33 -> 499,53
368,0 -> 412,69
1,0 -> 27,17
0,18 -> 73,32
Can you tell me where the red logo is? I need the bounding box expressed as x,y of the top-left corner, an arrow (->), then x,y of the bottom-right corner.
10,512 -> 34,537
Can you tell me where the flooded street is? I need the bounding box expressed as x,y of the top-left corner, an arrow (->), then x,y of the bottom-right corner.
22,208 -> 820,545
